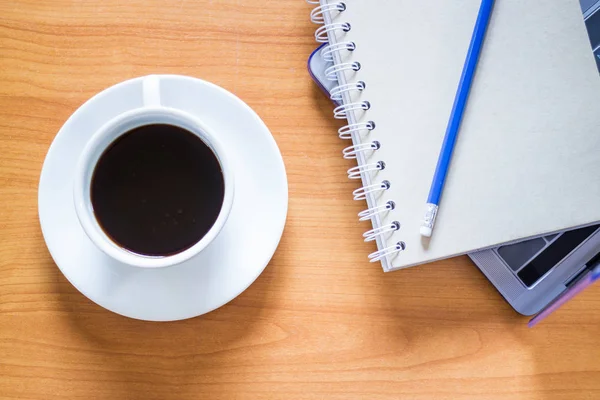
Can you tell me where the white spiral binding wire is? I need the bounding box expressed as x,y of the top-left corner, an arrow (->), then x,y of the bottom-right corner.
315,22 -> 351,43
310,2 -> 346,24
352,180 -> 389,201
338,121 -> 374,140
333,101 -> 370,119
330,80 -> 365,101
309,1 -> 403,264
347,161 -> 385,179
358,200 -> 395,221
321,41 -> 355,62
363,221 -> 400,242
369,242 -> 406,263
343,141 -> 379,159
325,61 -> 361,80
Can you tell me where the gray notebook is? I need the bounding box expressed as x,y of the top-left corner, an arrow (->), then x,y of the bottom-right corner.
314,0 -> 600,271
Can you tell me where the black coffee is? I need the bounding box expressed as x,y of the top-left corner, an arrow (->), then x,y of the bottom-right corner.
91,124 -> 225,256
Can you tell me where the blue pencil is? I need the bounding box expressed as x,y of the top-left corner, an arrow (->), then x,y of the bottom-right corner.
420,0 -> 495,238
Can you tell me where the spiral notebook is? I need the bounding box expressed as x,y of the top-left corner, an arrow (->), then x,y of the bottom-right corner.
309,0 -> 600,271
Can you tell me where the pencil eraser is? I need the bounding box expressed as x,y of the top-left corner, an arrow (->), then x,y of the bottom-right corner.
420,226 -> 432,238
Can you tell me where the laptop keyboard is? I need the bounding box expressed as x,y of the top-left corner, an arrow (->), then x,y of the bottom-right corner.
517,225 -> 600,286
496,225 -> 600,287
498,237 -> 547,272
498,236 -> 560,272
584,1 -> 600,70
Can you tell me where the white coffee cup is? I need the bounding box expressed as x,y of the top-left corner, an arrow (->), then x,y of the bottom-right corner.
73,75 -> 234,268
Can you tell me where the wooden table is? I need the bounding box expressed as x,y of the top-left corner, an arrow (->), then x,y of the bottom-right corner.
1,1 -> 599,399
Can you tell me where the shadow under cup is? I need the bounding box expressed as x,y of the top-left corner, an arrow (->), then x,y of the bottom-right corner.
73,107 -> 234,269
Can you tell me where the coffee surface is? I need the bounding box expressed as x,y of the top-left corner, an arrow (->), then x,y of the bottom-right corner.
91,124 -> 225,256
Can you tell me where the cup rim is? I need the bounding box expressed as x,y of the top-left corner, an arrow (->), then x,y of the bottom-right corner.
73,106 -> 234,269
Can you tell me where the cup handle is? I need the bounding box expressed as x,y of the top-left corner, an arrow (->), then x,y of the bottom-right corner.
143,75 -> 162,107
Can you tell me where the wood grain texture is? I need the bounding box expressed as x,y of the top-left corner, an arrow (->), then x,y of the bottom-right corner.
0,1 -> 599,399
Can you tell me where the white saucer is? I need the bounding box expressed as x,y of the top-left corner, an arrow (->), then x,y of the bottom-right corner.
38,75 -> 288,321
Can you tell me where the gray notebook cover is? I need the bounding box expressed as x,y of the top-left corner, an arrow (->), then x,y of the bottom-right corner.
323,0 -> 600,271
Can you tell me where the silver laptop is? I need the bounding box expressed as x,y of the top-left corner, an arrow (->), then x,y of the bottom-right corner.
308,0 -> 600,316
